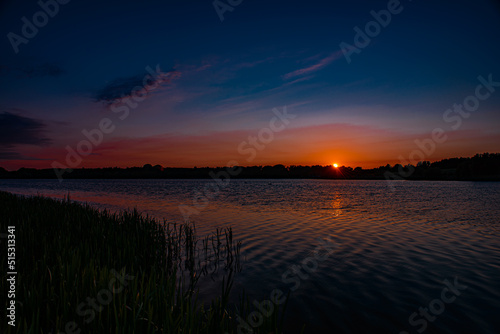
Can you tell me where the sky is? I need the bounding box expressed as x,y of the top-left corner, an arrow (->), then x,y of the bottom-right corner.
1,0 -> 500,171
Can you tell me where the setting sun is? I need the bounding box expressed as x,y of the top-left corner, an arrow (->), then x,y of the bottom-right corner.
333,163 -> 338,168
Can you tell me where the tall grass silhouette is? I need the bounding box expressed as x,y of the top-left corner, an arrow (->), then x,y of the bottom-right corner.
0,191 -> 287,333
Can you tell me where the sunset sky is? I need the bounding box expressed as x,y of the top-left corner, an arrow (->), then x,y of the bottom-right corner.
1,0 -> 500,171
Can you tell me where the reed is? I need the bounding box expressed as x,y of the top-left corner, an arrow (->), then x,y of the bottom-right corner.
0,191 -> 287,333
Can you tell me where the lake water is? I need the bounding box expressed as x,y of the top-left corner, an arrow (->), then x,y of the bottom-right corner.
2,179 -> 499,333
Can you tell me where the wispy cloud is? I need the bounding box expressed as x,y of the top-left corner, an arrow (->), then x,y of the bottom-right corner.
232,57 -> 275,70
283,51 -> 343,80
281,75 -> 315,87
94,68 -> 181,105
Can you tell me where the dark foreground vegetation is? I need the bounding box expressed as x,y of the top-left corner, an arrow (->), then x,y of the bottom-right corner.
0,192 -> 288,333
2,153 -> 499,181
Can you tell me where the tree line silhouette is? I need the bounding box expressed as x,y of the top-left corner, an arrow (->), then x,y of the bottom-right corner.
1,153 -> 499,181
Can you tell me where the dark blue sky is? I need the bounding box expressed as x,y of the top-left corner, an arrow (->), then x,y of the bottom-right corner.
1,0 -> 500,169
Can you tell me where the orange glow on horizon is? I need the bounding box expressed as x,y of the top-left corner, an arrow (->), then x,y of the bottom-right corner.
3,121 -> 500,171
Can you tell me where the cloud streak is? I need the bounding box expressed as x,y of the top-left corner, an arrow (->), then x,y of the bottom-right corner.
94,68 -> 181,105
283,51 -> 343,80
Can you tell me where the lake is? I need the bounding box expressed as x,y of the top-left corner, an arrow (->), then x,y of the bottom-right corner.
1,179 -> 499,333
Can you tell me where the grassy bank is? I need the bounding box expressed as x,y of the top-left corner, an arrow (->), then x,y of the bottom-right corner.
0,191 -> 287,333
